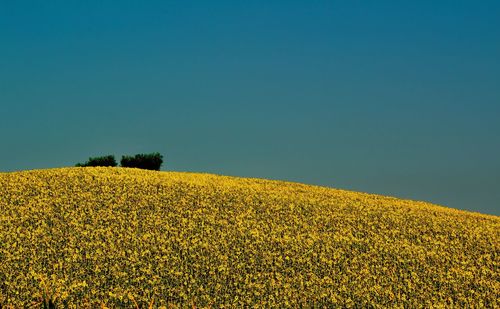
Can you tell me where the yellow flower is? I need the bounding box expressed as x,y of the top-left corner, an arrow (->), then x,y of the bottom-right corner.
0,167 -> 498,307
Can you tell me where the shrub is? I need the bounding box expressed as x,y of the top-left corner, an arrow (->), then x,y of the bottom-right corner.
120,152 -> 163,171
76,155 -> 117,167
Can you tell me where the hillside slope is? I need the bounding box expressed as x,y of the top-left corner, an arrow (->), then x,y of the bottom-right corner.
0,167 -> 498,307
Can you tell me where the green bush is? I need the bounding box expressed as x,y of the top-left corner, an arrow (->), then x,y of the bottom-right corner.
76,155 -> 117,167
120,152 -> 163,170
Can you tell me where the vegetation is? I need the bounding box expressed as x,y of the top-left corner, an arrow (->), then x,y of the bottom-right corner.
0,167 -> 498,307
75,155 -> 117,167
76,153 -> 163,170
120,152 -> 163,171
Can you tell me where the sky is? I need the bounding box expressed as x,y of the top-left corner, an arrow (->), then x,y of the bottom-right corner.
1,1 -> 499,216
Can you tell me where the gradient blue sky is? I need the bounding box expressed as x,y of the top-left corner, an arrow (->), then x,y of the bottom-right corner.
1,1 -> 499,215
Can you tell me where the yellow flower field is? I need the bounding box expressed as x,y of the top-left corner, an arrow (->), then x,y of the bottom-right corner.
0,167 -> 498,307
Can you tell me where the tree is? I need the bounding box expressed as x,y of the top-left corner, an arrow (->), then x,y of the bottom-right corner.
76,155 -> 117,167
120,152 -> 163,170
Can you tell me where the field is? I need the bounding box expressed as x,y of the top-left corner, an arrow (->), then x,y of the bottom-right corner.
0,167 -> 498,307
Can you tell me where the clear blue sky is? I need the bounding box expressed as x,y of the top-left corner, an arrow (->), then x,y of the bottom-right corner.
1,1 -> 499,215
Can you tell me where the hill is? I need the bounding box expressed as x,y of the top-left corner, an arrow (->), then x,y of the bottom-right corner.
0,167 -> 498,307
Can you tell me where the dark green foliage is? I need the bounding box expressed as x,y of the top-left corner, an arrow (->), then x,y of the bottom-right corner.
120,152 -> 163,170
75,155 -> 117,167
